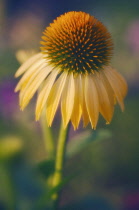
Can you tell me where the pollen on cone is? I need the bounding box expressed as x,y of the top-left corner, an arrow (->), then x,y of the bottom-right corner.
41,11 -> 113,74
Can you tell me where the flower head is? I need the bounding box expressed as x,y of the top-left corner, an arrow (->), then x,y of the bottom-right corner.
41,11 -> 113,74
15,11 -> 127,130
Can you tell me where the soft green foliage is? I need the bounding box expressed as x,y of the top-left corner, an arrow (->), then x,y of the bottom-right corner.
37,159 -> 55,179
67,129 -> 112,158
0,136 -> 23,161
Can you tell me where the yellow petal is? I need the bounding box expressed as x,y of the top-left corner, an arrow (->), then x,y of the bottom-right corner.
93,72 -> 114,123
15,60 -> 46,92
81,76 -> 90,127
84,75 -> 99,129
61,73 -> 75,128
108,67 -> 128,98
46,72 -> 68,126
15,53 -> 42,77
19,66 -> 52,110
35,69 -> 60,120
71,75 -> 82,130
99,70 -> 115,106
103,67 -> 126,111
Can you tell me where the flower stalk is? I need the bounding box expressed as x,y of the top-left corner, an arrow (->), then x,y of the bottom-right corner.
40,112 -> 54,159
52,122 -> 70,209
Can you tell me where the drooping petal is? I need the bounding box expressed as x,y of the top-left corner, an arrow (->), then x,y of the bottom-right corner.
71,75 -> 82,130
15,60 -> 46,92
35,68 -> 60,120
19,66 -> 52,110
15,53 -> 42,77
103,67 -> 127,111
46,72 -> 68,126
61,73 -> 75,128
107,67 -> 128,98
98,70 -> 115,106
84,75 -> 99,129
80,76 -> 90,127
93,72 -> 114,123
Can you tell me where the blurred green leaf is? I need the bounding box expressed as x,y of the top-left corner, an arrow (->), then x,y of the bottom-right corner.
0,136 -> 23,161
66,129 -> 112,158
37,159 -> 55,179
36,174 -> 76,209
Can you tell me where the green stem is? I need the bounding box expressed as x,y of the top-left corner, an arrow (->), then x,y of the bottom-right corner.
52,122 -> 70,209
0,164 -> 16,210
40,113 -> 54,159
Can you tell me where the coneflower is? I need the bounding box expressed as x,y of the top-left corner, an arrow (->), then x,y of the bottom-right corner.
15,11 -> 127,130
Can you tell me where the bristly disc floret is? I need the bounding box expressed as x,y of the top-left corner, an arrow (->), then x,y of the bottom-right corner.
41,11 -> 113,74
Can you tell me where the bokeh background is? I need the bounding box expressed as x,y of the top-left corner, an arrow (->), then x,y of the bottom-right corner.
0,0 -> 139,209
